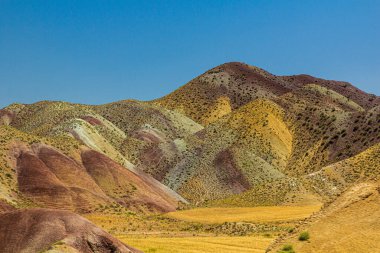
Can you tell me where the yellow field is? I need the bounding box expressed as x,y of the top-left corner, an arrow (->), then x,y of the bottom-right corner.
165,205 -> 321,224
119,235 -> 273,253
86,205 -> 322,252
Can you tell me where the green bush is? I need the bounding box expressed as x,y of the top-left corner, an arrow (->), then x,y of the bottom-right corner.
298,231 -> 310,241
278,244 -> 295,253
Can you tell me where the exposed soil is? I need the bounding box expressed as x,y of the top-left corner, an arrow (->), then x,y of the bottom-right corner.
0,208 -> 141,253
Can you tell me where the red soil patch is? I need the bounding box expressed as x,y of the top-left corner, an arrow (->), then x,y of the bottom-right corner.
222,62 -> 295,96
131,129 -> 164,144
17,151 -> 74,209
282,74 -> 380,109
0,208 -> 141,253
14,143 -> 182,212
214,149 -> 250,194
0,200 -> 15,213
37,146 -> 107,197
0,109 -> 15,125
81,115 -> 104,126
81,149 -> 180,212
16,146 -> 112,212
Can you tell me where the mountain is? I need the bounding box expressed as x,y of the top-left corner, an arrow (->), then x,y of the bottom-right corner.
153,63 -> 379,206
0,62 -> 379,252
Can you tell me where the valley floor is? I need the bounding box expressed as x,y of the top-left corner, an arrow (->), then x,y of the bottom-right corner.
164,206 -> 321,224
118,235 -> 273,253
85,205 -> 321,253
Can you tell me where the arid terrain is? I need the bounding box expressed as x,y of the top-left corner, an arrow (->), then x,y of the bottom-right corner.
0,62 -> 379,252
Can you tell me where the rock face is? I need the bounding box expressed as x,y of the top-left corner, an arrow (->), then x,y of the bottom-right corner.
0,208 -> 142,253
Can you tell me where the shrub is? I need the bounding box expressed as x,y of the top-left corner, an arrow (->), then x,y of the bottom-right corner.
278,244 -> 295,253
298,231 -> 310,241
282,244 -> 293,251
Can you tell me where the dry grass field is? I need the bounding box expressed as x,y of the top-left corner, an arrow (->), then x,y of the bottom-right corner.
86,205 -> 322,252
270,182 -> 380,253
165,205 -> 321,224
118,235 -> 273,253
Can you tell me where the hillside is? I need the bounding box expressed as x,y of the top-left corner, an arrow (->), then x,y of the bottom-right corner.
269,181 -> 380,253
154,62 -> 297,125
159,83 -> 379,205
163,99 -> 295,204
0,208 -> 141,253
155,62 -> 380,125
0,125 -> 185,213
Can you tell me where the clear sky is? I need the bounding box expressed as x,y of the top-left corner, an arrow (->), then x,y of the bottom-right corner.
1,0 -> 379,108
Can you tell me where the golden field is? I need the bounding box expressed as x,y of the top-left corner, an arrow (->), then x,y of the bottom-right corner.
165,205 -> 321,224
119,235 -> 273,253
85,205 -> 323,252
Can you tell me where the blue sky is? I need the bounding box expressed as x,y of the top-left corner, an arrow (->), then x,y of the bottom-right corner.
1,0 -> 379,108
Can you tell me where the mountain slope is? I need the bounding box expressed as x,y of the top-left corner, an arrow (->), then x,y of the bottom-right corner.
269,181 -> 380,253
2,99 -> 203,179
281,74 -> 380,109
163,99 -> 295,204
0,125 -> 185,213
159,84 -> 379,205
155,62 -> 296,125
155,62 -> 379,126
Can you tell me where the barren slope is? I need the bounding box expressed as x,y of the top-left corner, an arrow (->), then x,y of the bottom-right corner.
0,208 -> 141,253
